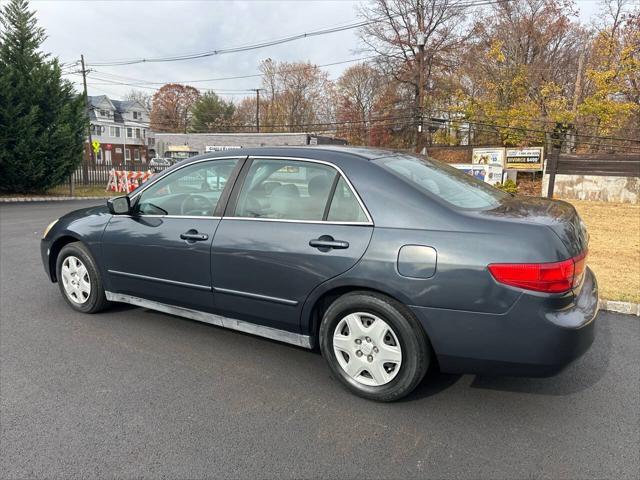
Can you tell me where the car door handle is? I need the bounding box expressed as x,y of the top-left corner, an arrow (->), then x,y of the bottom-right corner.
180,230 -> 209,242
309,236 -> 349,250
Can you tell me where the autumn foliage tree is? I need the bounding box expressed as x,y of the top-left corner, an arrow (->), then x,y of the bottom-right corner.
579,0 -> 639,146
335,63 -> 384,145
150,83 -> 200,133
350,0 -> 638,152
459,0 -> 584,146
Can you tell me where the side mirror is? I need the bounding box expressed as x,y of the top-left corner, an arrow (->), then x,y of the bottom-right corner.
107,195 -> 131,215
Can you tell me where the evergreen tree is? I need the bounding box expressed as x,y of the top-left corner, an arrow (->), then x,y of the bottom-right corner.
0,0 -> 85,193
190,91 -> 235,133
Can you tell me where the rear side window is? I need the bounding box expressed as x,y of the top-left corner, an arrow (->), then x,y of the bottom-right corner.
234,159 -> 337,221
327,177 -> 368,223
376,154 -> 508,209
234,158 -> 370,223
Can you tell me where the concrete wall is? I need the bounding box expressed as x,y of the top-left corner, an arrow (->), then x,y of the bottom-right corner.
542,173 -> 639,203
153,133 -> 339,157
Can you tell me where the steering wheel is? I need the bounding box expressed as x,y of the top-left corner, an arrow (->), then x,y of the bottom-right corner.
180,194 -> 214,216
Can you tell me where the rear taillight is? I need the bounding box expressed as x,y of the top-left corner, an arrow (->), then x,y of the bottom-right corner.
488,251 -> 588,293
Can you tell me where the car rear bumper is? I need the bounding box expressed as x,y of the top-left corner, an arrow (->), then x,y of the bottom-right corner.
410,267 -> 598,377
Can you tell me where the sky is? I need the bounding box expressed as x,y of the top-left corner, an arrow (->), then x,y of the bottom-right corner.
27,0 -> 602,103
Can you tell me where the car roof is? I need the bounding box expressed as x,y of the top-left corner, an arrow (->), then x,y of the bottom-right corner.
182,145 -> 402,164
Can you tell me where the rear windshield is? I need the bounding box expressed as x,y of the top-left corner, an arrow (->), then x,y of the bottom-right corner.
375,154 -> 508,210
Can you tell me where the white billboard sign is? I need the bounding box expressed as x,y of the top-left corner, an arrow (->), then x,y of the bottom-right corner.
472,148 -> 505,166
205,145 -> 242,152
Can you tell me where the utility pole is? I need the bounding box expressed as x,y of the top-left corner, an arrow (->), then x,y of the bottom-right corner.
415,32 -> 426,154
80,54 -> 93,184
255,89 -> 261,133
570,43 -> 586,153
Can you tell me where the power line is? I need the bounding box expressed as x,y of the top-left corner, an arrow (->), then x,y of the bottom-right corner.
86,56 -> 378,86
83,0 -> 512,67
454,118 -> 640,145
443,118 -> 640,152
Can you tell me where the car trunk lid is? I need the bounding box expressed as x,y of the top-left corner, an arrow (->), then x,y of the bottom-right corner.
473,196 -> 588,258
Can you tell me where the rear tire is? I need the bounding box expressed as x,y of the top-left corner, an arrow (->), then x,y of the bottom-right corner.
56,242 -> 109,314
319,291 -> 431,402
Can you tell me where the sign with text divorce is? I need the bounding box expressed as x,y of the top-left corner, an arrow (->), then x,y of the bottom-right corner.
505,147 -> 544,170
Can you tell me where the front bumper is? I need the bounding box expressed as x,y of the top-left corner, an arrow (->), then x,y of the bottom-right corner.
410,267 -> 598,377
41,238 -> 54,281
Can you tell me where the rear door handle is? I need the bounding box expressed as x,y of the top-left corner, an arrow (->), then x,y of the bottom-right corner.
180,229 -> 209,242
309,236 -> 349,251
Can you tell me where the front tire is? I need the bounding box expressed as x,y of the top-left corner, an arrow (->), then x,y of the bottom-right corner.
56,242 -> 109,313
319,291 -> 431,402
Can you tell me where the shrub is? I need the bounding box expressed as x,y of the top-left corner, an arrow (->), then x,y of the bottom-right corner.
495,178 -> 518,194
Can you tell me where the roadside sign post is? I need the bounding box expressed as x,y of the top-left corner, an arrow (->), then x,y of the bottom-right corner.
546,147 -> 560,198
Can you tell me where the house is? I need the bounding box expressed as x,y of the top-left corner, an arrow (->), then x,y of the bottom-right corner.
86,95 -> 150,165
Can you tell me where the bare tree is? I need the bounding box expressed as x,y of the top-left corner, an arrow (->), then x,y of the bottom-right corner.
336,63 -> 384,144
358,0 -> 469,124
258,59 -> 334,132
125,89 -> 152,112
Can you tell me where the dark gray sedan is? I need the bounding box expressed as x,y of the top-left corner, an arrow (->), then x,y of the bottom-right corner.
41,147 -> 598,401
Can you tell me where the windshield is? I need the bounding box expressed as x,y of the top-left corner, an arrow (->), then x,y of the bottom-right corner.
375,154 -> 508,210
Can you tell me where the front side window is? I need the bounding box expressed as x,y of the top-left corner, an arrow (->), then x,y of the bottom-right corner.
135,128 -> 141,139
110,126 -> 120,137
127,127 -> 133,138
136,159 -> 239,217
376,154 -> 508,210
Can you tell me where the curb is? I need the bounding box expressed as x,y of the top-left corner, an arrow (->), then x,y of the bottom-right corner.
0,196 -> 112,203
599,299 -> 640,317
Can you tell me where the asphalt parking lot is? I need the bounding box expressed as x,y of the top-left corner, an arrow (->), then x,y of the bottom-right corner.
1,200 -> 639,479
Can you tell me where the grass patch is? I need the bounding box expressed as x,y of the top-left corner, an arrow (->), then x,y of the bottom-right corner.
46,185 -> 119,197
0,185 -> 119,198
568,200 -> 640,303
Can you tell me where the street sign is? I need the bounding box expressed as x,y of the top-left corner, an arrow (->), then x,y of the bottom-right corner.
91,140 -> 101,154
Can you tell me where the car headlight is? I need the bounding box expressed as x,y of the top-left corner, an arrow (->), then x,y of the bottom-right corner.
43,219 -> 59,239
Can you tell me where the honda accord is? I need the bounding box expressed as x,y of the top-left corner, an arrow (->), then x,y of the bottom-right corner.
41,147 -> 598,401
